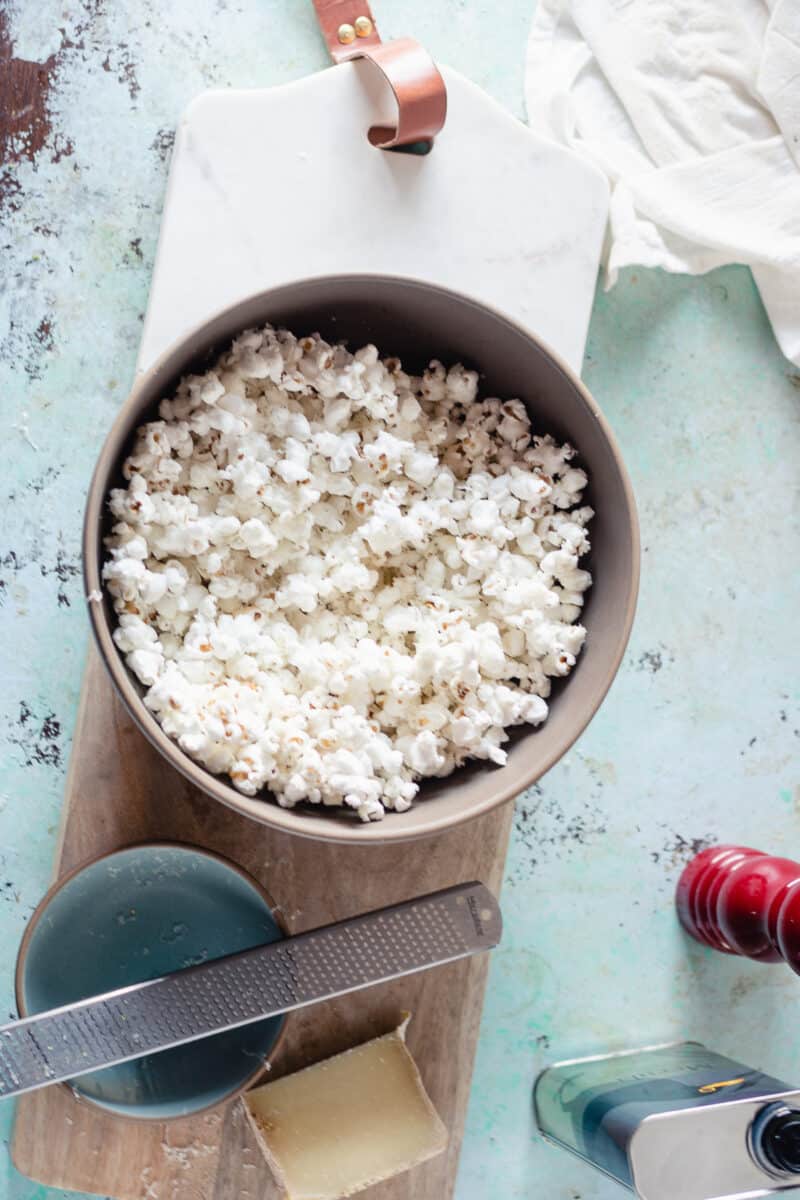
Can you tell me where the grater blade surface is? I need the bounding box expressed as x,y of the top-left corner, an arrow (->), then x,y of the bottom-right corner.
0,880 -> 500,1099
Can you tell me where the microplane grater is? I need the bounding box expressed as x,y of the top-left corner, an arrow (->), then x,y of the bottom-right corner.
0,881 -> 500,1100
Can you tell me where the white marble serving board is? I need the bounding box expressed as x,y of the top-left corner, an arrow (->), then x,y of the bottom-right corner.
139,60 -> 609,375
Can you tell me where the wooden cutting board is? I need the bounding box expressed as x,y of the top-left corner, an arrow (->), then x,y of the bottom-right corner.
12,671 -> 514,1200
12,59 -> 607,1199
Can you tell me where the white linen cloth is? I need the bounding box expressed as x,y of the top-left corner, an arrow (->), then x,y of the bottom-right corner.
525,0 -> 800,365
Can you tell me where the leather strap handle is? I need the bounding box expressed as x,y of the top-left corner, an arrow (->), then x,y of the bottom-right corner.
310,1 -> 447,150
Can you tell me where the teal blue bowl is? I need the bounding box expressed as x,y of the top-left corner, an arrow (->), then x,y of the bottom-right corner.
15,842 -> 288,1120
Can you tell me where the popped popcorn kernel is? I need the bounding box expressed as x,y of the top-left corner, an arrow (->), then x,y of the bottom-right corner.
103,325 -> 593,820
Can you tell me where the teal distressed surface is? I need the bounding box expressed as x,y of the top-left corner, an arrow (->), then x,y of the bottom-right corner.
1,2 -> 799,1198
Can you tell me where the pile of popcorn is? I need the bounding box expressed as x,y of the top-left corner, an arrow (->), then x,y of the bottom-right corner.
103,325 -> 593,821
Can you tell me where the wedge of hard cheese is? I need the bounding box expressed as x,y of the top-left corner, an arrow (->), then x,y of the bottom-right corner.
242,1018 -> 448,1199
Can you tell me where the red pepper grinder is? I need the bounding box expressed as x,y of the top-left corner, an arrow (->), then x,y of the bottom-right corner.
676,844 -> 800,972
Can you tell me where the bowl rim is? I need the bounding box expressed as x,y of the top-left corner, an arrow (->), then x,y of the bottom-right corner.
84,272 -> 640,845
14,839 -> 290,1122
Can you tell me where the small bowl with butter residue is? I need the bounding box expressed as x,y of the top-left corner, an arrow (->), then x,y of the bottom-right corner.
15,842 -> 288,1120
84,275 -> 639,844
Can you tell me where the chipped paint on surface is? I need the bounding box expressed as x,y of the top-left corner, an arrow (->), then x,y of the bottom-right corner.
9,702 -> 63,770
0,3 -> 799,1200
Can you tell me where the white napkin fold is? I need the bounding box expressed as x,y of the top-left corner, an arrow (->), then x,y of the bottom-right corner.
525,0 -> 800,365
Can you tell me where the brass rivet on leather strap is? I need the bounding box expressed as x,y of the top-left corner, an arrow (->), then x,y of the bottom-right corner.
354,15 -> 374,37
337,22 -> 356,44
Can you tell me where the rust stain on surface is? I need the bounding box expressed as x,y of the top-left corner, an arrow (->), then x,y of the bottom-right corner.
0,12 -> 77,220
101,42 -> 140,102
0,13 -> 56,167
0,11 -> 74,212
34,317 -> 54,352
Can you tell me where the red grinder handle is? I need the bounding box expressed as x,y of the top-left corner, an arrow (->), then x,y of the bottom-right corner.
676,845 -> 800,972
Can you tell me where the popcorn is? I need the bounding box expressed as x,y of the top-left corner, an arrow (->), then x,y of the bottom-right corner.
103,325 -> 592,821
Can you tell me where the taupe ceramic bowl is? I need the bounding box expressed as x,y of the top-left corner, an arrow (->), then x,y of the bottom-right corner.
85,275 -> 639,844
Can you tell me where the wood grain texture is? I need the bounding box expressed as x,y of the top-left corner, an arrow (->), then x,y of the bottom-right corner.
12,645 -> 513,1200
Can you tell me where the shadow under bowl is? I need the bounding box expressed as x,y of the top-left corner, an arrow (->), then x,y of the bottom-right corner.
84,274 -> 639,844
15,842 -> 287,1120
